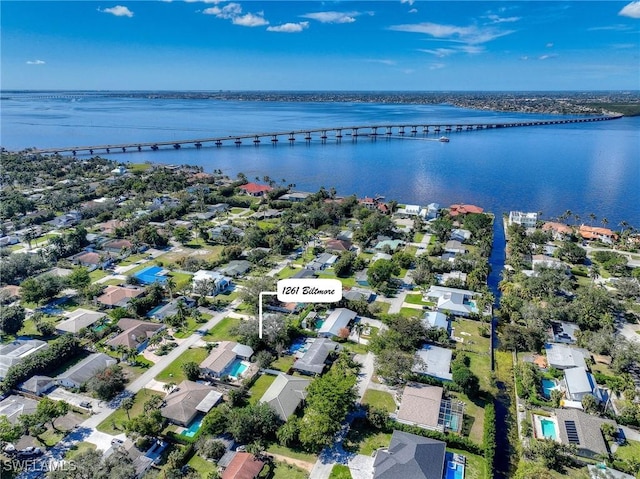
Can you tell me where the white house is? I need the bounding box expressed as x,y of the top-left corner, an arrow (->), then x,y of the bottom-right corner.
563,367 -> 603,404
318,308 -> 357,338
56,353 -> 117,388
412,345 -> 453,381
508,211 -> 538,228
424,286 -> 480,317
192,270 -> 232,296
421,311 -> 449,331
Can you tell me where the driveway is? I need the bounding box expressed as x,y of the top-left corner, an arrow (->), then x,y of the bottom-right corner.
47,387 -> 103,414
618,321 -> 640,344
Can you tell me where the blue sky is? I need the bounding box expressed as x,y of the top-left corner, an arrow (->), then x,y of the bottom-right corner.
2,1 -> 639,90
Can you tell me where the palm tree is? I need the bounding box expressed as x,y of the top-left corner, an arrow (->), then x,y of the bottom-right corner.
573,214 -> 581,226
163,382 -> 176,393
121,396 -> 134,420
588,213 -> 597,226
353,322 -> 365,342
164,277 -> 176,300
601,217 -> 609,229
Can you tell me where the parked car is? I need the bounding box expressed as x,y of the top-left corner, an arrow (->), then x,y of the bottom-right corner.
111,438 -> 123,446
80,401 -> 92,408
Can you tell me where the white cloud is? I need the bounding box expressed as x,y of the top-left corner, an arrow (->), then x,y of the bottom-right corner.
185,0 -> 224,3
429,63 -> 445,70
538,54 -> 558,60
364,59 -> 397,65
546,42 -> 554,48
99,5 -> 134,17
389,22 -> 515,44
267,21 -> 308,33
409,8 -> 418,14
588,24 -> 633,31
26,59 -> 45,65
520,56 -> 529,61
418,44 -> 484,57
619,1 -> 640,18
484,14 -> 520,24
203,2 -> 268,27
233,12 -> 268,27
401,0 -> 415,5
301,11 -> 358,24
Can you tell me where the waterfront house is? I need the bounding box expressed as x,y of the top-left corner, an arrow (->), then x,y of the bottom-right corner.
293,338 -> 339,375
97,285 -> 146,308
372,430 -> 446,479
450,228 -> 472,242
238,182 -> 272,197
438,271 -> 468,286
423,285 -> 480,318
106,318 -> 166,352
318,308 -> 357,338
563,367 -> 603,404
578,225 -> 618,244
0,339 -> 48,380
508,211 -> 538,228
199,341 -> 253,378
259,373 -> 310,421
542,222 -> 573,241
56,308 -> 107,335
161,380 -> 222,427
554,408 -> 616,459
279,192 -> 311,202
56,353 -> 117,389
426,203 -> 440,219
412,345 -> 453,381
545,343 -> 589,370
448,204 -> 483,217
421,311 -> 449,331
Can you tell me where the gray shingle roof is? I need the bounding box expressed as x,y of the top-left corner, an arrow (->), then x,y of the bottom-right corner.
373,430 -> 446,479
293,338 -> 339,375
554,408 -> 615,457
259,373 -> 310,421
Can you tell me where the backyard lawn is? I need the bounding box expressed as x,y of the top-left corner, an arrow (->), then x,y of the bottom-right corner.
187,453 -> 217,476
451,318 -> 491,355
271,355 -> 295,373
266,444 -> 317,464
399,307 -> 422,319
404,294 -> 430,306
329,464 -> 353,479
172,313 -> 212,339
248,374 -> 277,404
361,390 -> 396,413
96,389 -> 162,435
272,462 -> 310,479
615,439 -> 640,462
155,347 -> 209,383
203,317 -> 242,341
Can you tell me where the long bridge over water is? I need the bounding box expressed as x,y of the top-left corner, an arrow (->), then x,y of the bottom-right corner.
26,115 -> 621,156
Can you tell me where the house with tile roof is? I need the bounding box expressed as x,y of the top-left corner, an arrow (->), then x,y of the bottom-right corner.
221,452 -> 266,479
161,380 -> 222,426
238,182 -> 272,197
97,285 -> 145,308
106,318 -> 166,352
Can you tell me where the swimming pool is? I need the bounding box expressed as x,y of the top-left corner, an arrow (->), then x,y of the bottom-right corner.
541,379 -> 556,399
133,266 -> 167,285
445,460 -> 465,479
181,415 -> 203,438
225,359 -> 248,379
289,338 -> 307,354
540,418 -> 558,440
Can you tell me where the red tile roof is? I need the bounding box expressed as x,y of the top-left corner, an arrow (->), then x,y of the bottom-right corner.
222,453 -> 265,479
239,183 -> 273,194
449,204 -> 484,216
542,222 -> 573,235
578,225 -> 617,240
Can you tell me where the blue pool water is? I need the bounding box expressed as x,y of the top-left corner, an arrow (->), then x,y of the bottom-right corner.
541,379 -> 556,399
134,266 -> 167,285
226,359 -> 247,378
445,461 -> 465,479
289,338 -> 307,354
540,419 -> 558,440
146,303 -> 166,317
181,415 -> 203,438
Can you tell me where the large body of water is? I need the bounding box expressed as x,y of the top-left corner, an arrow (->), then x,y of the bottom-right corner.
2,93 -> 638,227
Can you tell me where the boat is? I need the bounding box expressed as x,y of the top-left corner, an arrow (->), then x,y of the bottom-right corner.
439,136 -> 450,142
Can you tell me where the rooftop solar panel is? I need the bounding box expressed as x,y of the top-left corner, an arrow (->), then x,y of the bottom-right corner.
564,420 -> 580,444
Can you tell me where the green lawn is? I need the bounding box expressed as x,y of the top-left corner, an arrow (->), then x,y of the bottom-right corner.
414,232 -> 425,243
448,391 -> 486,444
96,388 -> 163,435
173,313 -> 212,339
452,319 -> 491,356
399,307 -> 421,319
248,374 -> 277,404
447,448 -> 488,479
203,316 -> 242,341
329,464 -> 353,479
187,453 -> 217,476
278,266 -> 303,279
404,294 -> 430,306
89,269 -> 109,281
361,390 -> 396,413
616,439 -> 640,461
36,429 -> 64,448
272,462 -> 309,479
155,347 -> 209,383
168,271 -> 193,291
371,301 -> 390,315
266,444 -> 317,464
128,162 -> 153,172
65,442 -> 96,460
272,355 -> 295,373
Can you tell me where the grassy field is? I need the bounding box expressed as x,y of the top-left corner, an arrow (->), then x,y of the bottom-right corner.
272,355 -> 295,373
361,390 -> 396,413
248,374 -> 277,404
266,444 -> 318,463
273,462 -> 310,479
96,388 -> 162,434
65,442 -> 96,460
172,313 -> 212,339
399,307 -> 422,319
404,293 -> 430,306
203,316 -> 242,341
187,453 -> 217,476
451,319 -> 491,355
155,347 -> 209,383
615,439 -> 640,461
89,269 -> 109,281
329,464 -> 353,479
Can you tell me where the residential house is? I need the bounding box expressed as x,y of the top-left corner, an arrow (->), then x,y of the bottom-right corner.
0,235 -> 19,247
279,192 -> 311,202
542,222 -> 573,241
318,308 -> 357,338
372,430 -> 446,479
374,239 -> 404,252
550,321 -> 580,344
96,219 -> 125,235
70,251 -> 112,269
396,383 -> 462,433
306,252 -> 338,271
325,239 -> 352,253
450,229 -> 472,242
0,339 -> 49,380
337,230 -> 354,242
208,203 -> 230,214
545,344 -> 589,370
342,287 -> 374,302
292,269 -> 317,280
160,380 -> 222,426
448,204 -> 483,217
508,211 -> 538,228
421,311 -> 449,331
192,270 -> 232,296
259,373 -> 310,421
555,408 -> 616,459
412,345 -> 453,381
444,240 -> 467,255
293,338 -> 339,375
97,285 -> 145,308
355,269 -> 369,286
150,196 -> 180,211
102,239 -> 134,254
423,286 -> 480,318
111,166 -> 127,175
208,225 -> 245,242
106,318 -> 166,352
425,203 -> 440,220
221,452 -> 266,479
56,353 -> 117,388
371,252 -> 393,263
0,395 -> 39,424
18,376 -> 55,396
438,271 -> 467,286
56,309 -> 107,335
578,225 -> 618,244
532,255 -> 568,271
48,211 -> 82,229
199,341 -> 253,378
218,260 -> 251,278
252,209 -> 282,220
149,296 -> 196,321
563,367 -> 603,404
238,183 -> 272,197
